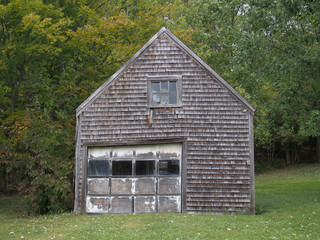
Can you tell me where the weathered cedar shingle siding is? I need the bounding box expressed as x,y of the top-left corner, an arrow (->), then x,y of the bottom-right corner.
75,28 -> 255,214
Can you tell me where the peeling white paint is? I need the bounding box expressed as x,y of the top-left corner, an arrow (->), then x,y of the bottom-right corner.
151,198 -> 156,211
109,196 -> 114,212
158,177 -> 181,194
143,197 -> 156,212
88,147 -> 111,158
157,196 -> 181,213
111,178 -> 134,195
87,178 -> 109,194
176,178 -> 181,192
88,143 -> 181,159
154,178 -> 157,193
168,196 -> 181,212
176,196 -> 181,212
135,145 -> 158,157
88,178 -> 105,184
109,197 -> 133,214
86,143 -> 182,214
132,178 -> 136,194
134,197 -> 156,213
86,196 -> 108,213
113,146 -> 134,158
157,143 -> 182,158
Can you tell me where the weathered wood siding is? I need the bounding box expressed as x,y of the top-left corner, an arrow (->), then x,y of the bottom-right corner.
76,32 -> 253,214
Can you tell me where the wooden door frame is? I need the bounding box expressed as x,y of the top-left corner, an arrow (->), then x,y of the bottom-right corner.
81,138 -> 188,213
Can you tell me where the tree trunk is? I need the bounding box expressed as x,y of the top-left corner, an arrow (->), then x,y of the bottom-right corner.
3,165 -> 8,192
5,167 -> 8,192
286,149 -> 291,165
317,136 -> 320,163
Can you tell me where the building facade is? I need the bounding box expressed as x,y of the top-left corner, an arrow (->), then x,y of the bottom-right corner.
74,28 -> 255,214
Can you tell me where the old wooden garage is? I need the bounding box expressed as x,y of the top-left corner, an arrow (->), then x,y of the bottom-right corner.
74,27 -> 256,214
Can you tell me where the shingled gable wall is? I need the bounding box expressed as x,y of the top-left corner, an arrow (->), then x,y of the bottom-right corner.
74,27 -> 255,214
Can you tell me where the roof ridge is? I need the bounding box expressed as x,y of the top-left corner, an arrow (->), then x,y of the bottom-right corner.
76,28 -> 168,116
76,28 -> 255,116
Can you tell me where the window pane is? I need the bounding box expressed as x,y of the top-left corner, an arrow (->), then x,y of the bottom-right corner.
136,160 -> 155,175
161,81 -> 168,92
152,82 -> 160,93
161,93 -> 169,104
169,91 -> 177,104
159,160 -> 179,175
112,161 -> 132,175
152,93 -> 160,104
150,80 -> 179,106
169,81 -> 176,92
88,161 -> 110,176
169,81 -> 177,104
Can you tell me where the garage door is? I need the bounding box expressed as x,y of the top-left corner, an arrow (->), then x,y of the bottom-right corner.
85,143 -> 182,214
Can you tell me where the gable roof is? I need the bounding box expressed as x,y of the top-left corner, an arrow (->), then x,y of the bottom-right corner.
76,27 -> 255,116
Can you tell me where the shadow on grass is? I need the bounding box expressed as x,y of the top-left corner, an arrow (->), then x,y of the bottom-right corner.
0,194 -> 29,219
255,203 -> 268,215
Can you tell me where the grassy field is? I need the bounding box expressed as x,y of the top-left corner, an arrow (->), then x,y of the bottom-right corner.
0,164 -> 319,240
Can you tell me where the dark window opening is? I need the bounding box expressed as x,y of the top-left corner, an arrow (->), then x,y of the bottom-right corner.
88,161 -> 110,176
112,161 -> 132,175
151,81 -> 177,105
136,160 -> 155,175
159,160 -> 179,175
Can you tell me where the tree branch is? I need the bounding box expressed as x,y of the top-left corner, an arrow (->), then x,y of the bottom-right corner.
269,42 -> 319,70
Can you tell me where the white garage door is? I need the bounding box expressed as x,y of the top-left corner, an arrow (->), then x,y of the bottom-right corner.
85,143 -> 182,214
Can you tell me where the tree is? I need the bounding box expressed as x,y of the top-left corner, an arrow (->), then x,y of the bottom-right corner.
0,0 -> 191,213
242,0 -> 320,163
184,0 -> 320,163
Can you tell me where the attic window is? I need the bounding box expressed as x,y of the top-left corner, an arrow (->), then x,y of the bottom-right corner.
152,81 -> 177,104
148,76 -> 182,108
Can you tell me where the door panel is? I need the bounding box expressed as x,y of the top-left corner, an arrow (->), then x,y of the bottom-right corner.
86,143 -> 182,214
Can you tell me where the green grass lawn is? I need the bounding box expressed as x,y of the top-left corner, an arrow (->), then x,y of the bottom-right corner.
1,164 -> 319,240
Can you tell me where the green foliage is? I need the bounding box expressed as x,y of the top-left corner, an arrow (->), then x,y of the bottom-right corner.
0,0 -> 186,213
300,110 -> 320,137
184,0 -> 320,163
255,158 -> 286,174
0,0 -> 82,212
21,107 -> 75,214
